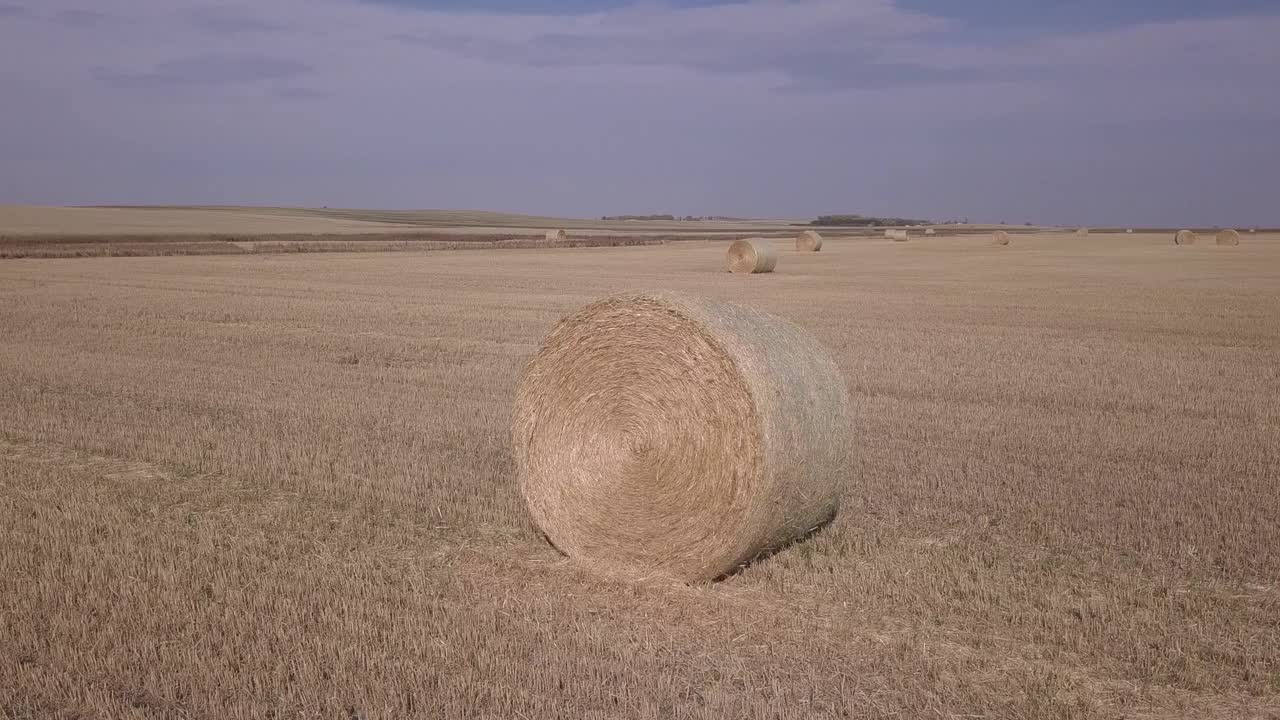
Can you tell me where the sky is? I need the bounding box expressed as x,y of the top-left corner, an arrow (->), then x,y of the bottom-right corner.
0,0 -> 1277,225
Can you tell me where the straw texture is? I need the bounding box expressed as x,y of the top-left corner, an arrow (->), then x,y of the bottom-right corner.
1174,230 -> 1197,246
796,230 -> 823,252
992,231 -> 1011,246
726,238 -> 778,273
1216,229 -> 1241,246
512,291 -> 852,582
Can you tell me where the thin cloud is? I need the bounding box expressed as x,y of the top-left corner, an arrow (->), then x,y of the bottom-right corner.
96,55 -> 314,90
186,6 -> 290,34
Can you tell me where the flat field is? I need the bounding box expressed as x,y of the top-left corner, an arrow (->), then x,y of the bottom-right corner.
1,232 -> 1278,719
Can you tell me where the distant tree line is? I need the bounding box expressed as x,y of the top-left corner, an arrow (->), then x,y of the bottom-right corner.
811,214 -> 932,227
601,214 -> 676,221
600,215 -> 748,222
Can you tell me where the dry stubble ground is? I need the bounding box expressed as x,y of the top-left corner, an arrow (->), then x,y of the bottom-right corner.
1,233 -> 1278,719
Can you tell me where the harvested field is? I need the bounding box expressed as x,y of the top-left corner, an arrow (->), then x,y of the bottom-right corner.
2,231 -> 1279,719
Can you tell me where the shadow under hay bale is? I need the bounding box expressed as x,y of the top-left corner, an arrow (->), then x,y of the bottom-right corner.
513,291 -> 851,583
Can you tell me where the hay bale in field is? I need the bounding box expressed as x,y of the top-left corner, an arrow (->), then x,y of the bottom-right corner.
513,291 -> 851,582
1174,230 -> 1196,246
726,238 -> 777,274
795,230 -> 823,252
1126,229 -> 1134,234
992,231 -> 1011,246
1216,229 -> 1241,246
1075,228 -> 1089,237
885,229 -> 909,242
924,228 -> 936,236
545,229 -> 568,242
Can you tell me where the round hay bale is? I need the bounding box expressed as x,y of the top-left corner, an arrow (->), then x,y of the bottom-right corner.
1174,230 -> 1196,246
726,238 -> 777,274
513,291 -> 851,582
992,230 -> 1011,246
1126,229 -> 1134,234
1216,229 -> 1241,246
924,228 -> 936,236
545,229 -> 568,242
795,230 -> 823,252
1075,228 -> 1089,237
885,229 -> 909,242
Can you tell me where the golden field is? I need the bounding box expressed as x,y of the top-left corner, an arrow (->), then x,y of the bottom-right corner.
1,231 -> 1278,719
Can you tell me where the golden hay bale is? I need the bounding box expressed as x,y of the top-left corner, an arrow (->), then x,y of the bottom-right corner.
513,291 -> 851,582
726,238 -> 778,273
545,229 -> 568,242
1174,230 -> 1196,246
1075,228 -> 1089,237
795,230 -> 823,252
992,231 -> 1011,246
1216,229 -> 1241,246
885,229 -> 909,241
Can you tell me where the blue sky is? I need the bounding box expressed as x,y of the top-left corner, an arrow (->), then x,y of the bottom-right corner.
1,0 -> 1277,225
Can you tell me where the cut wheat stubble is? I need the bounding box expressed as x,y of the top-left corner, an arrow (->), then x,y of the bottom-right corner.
512,291 -> 852,582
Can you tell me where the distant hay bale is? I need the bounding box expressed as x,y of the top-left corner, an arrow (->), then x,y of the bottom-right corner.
795,230 -> 823,252
1174,230 -> 1196,246
885,229 -> 909,242
1075,228 -> 1089,237
924,228 -> 936,236
513,291 -> 851,582
726,238 -> 777,273
545,229 -> 568,242
1126,229 -> 1134,234
1216,229 -> 1241,246
992,231 -> 1011,246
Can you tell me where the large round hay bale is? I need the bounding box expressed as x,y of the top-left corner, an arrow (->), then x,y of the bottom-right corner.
992,231 -> 1011,246
924,228 -> 936,236
795,230 -> 823,252
513,291 -> 851,582
1174,230 -> 1196,245
726,238 -> 777,273
1216,229 -> 1241,246
885,229 -> 909,242
545,229 -> 568,242
1075,228 -> 1089,237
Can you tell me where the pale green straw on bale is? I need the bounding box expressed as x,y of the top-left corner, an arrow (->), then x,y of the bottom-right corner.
512,291 -> 852,582
795,230 -> 823,252
726,238 -> 778,273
